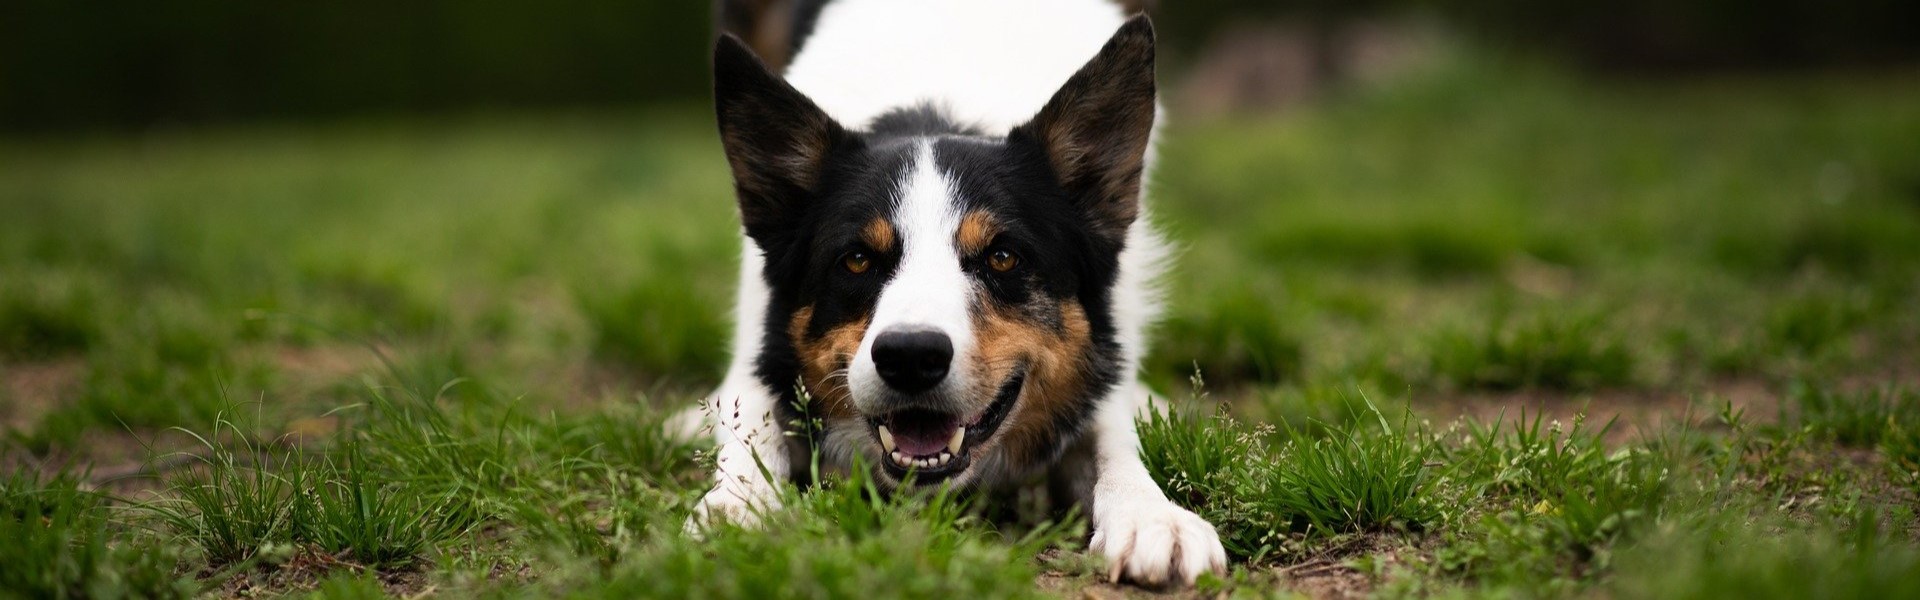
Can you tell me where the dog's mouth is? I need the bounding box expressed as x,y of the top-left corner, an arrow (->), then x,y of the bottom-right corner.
870,368 -> 1025,483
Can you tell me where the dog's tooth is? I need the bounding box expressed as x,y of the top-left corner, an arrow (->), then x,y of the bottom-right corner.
947,428 -> 965,454
891,451 -> 908,467
878,426 -> 897,453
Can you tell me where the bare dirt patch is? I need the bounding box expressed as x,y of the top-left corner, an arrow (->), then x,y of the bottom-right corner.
1426,378 -> 1782,444
0,357 -> 84,428
211,546 -> 433,599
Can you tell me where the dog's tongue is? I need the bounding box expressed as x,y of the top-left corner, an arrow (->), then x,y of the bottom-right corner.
891,412 -> 961,456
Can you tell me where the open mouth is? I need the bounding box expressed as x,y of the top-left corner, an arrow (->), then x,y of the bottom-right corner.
870,369 -> 1025,482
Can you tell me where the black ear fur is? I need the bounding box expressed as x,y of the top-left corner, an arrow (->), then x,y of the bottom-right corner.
1010,16 -> 1157,243
713,33 -> 849,245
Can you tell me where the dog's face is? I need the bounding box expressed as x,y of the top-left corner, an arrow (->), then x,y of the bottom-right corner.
713,18 -> 1156,488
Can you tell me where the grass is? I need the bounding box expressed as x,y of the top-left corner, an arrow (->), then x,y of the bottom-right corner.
0,470 -> 196,598
1149,394 -> 1439,542
1607,510 -> 1920,599
2,45 -> 1920,597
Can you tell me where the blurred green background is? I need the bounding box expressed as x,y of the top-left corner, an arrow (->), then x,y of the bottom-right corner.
2,1 -> 1917,441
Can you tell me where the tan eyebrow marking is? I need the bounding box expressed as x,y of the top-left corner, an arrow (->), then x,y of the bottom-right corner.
862,217 -> 896,252
955,211 -> 1001,256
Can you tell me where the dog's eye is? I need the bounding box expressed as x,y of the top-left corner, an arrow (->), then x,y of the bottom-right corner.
843,251 -> 873,274
987,249 -> 1019,272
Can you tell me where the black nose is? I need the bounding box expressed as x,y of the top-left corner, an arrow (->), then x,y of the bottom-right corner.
871,330 -> 953,393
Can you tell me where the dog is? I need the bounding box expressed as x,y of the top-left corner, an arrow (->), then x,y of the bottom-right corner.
688,0 -> 1226,586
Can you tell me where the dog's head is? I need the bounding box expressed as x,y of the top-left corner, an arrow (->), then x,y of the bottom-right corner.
713,17 -> 1156,487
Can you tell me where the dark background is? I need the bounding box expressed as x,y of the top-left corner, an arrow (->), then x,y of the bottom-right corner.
4,0 -> 1916,134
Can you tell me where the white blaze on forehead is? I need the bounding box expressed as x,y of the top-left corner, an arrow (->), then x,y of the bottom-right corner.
848,143 -> 976,411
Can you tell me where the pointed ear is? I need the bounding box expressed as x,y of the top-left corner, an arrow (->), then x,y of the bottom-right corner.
713,33 -> 849,243
1011,15 -> 1157,243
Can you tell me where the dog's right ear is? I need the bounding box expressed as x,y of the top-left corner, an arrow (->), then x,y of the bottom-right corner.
713,34 -> 848,244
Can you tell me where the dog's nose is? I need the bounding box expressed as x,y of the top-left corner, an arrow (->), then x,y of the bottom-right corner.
871,329 -> 952,393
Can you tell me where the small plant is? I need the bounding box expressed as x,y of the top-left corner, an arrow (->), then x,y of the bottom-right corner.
298,440 -> 470,569
1265,408 -> 1440,535
147,415 -> 305,566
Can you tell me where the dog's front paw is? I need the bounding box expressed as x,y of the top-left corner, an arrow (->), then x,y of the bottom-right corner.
687,482 -> 782,533
1090,500 -> 1227,587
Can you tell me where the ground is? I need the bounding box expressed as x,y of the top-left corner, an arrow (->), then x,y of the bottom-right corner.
3,50 -> 1920,598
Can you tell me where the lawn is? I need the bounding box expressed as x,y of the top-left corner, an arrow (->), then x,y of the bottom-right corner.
3,51 -> 1919,598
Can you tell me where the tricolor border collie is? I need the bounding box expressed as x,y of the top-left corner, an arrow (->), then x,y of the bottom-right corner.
689,0 -> 1226,586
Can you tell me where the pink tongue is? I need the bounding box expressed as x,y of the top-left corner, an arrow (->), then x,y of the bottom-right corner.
891,417 -> 959,456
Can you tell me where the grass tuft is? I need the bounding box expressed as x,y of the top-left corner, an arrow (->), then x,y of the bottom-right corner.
1140,385 -> 1440,561
145,405 -> 475,571
297,440 -> 472,569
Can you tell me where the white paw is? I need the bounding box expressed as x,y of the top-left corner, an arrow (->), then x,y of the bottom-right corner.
686,482 -> 781,533
1090,500 -> 1227,587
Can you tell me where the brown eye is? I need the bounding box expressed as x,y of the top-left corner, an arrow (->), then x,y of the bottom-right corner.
843,251 -> 872,274
987,249 -> 1019,272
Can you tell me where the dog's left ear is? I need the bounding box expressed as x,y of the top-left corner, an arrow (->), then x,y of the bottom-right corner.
1012,15 -> 1157,243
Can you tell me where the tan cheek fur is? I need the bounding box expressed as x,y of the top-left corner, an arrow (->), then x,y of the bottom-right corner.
788,306 -> 867,420
969,298 -> 1094,469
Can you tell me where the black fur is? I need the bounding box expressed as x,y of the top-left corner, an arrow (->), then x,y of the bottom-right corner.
868,103 -> 986,138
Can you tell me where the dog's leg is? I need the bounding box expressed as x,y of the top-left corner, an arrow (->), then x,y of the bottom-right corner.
689,244 -> 789,529
689,379 -> 789,529
1084,382 -> 1227,586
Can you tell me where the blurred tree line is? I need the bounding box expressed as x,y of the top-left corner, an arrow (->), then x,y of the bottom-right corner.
0,1 -> 710,133
2,0 -> 1915,134
1162,0 -> 1920,69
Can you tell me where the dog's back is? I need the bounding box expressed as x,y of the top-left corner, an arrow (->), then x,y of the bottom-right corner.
720,0 -> 1134,133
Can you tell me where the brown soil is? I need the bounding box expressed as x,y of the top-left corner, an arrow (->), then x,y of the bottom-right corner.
0,357 -> 84,428
1427,377 -> 1782,445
